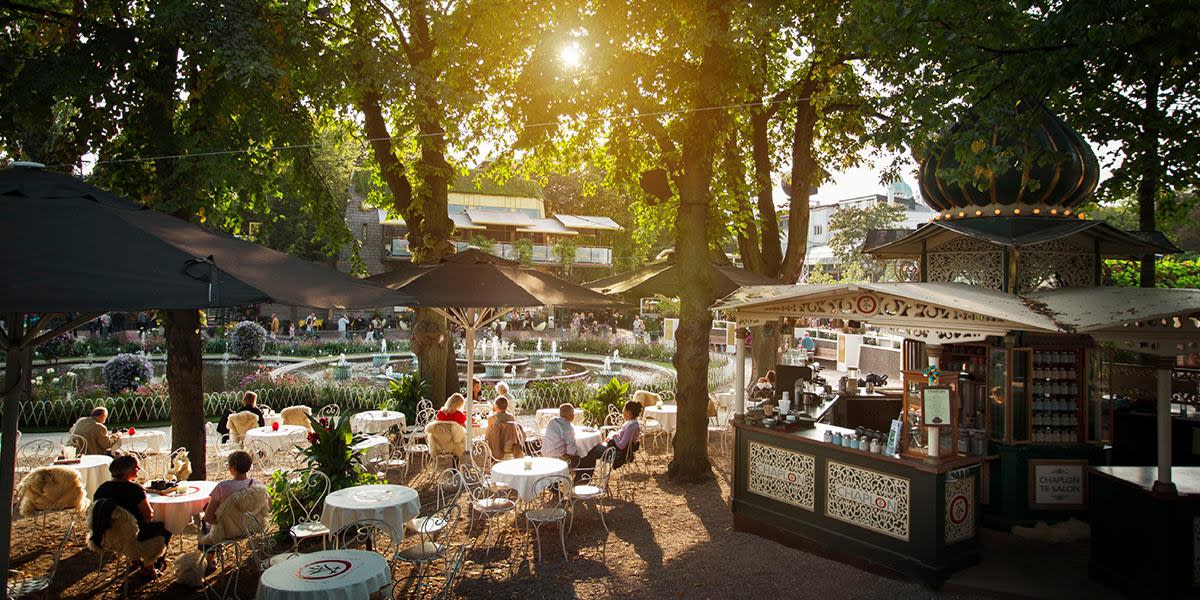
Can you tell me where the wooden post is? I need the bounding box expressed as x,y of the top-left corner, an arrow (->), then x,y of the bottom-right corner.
0,313 -> 29,594
1152,356 -> 1177,494
735,327 -> 746,416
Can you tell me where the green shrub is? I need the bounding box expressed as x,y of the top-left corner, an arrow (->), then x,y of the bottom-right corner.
383,373 -> 428,417
580,377 -> 629,426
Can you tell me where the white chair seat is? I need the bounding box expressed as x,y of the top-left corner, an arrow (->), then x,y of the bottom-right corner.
407,516 -> 449,535
571,485 -> 603,499
291,521 -> 330,537
525,508 -> 567,523
397,541 -> 444,562
474,498 -> 515,512
643,419 -> 663,431
8,576 -> 50,596
408,443 -> 430,453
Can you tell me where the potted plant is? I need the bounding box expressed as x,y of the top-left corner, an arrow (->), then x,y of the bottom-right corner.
383,373 -> 428,420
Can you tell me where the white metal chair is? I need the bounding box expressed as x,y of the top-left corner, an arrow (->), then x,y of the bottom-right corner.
570,446 -> 615,534
461,464 -> 517,554
205,422 -> 236,460
284,469 -> 332,552
7,520 -> 73,599
60,434 -> 87,456
316,403 -> 340,423
15,440 -> 55,485
244,512 -> 297,571
336,519 -> 399,566
408,468 -> 465,538
395,503 -> 460,598
245,439 -> 281,479
525,475 -> 571,563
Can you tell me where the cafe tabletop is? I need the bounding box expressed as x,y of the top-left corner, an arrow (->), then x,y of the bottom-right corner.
491,457 -> 569,500
115,430 -> 168,454
245,425 -> 309,453
320,484 -> 421,536
645,404 -> 679,434
257,549 -> 391,600
350,410 -> 407,435
58,454 -> 112,498
146,479 -> 218,533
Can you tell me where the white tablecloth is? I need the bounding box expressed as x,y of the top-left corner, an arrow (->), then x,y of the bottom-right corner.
645,405 -> 678,435
350,436 -> 391,463
147,480 -> 217,533
534,408 -> 571,431
62,454 -> 112,498
349,411 -> 407,435
569,425 -> 602,456
319,484 -> 421,537
115,430 -> 168,454
264,414 -> 283,428
258,549 -> 391,600
245,425 -> 308,454
491,457 -> 569,500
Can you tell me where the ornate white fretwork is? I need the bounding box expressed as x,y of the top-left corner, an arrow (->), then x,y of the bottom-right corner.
1017,238 -> 1095,292
747,442 -> 815,511
927,237 -> 1004,289
825,461 -> 911,541
886,328 -> 991,344
750,292 -> 1007,328
944,476 -> 976,543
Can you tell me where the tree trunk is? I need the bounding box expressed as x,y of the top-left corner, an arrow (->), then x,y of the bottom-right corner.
1138,72 -> 1161,288
166,309 -> 205,480
666,1 -> 732,482
749,322 -> 779,381
0,315 -> 31,591
412,308 -> 455,404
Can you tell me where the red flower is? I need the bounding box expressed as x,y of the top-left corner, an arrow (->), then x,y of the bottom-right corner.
128,427 -> 136,435
306,432 -> 319,444
272,421 -> 280,431
319,417 -> 330,428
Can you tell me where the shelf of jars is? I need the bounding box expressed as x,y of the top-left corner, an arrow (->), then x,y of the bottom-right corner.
1029,349 -> 1082,444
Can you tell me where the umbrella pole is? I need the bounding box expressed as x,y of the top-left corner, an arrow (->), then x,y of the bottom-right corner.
0,313 -> 29,594
465,320 -> 475,446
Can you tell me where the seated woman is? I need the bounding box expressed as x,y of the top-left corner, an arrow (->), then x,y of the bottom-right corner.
436,393 -> 468,427
485,396 -> 524,459
200,451 -> 258,562
92,455 -> 171,576
576,400 -> 642,477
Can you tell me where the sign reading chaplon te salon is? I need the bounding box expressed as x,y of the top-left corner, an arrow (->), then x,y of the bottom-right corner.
1030,460 -> 1087,509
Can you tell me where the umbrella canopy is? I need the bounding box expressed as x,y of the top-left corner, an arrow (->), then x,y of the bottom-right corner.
367,248 -> 623,309
368,248 -> 625,445
0,166 -> 412,312
585,253 -> 784,300
0,164 -> 415,589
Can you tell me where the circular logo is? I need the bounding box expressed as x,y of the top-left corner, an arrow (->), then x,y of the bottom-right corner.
948,494 -> 970,524
873,497 -> 889,510
787,472 -> 798,484
297,559 -> 353,580
855,295 -> 878,315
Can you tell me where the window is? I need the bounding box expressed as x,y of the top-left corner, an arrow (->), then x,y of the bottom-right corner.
812,224 -> 823,236
361,223 -> 368,240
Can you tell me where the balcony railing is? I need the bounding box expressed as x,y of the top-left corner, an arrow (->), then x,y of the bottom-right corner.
386,238 -> 611,266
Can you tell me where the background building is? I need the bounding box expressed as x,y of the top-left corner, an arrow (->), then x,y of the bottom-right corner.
337,171 -> 621,276
790,180 -> 934,271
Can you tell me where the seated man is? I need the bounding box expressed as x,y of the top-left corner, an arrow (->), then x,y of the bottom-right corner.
542,403 -> 580,468
576,400 -> 642,478
70,406 -> 117,455
485,396 -> 524,459
216,391 -> 265,443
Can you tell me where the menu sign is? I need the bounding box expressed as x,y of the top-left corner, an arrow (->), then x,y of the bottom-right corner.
1029,460 -> 1087,509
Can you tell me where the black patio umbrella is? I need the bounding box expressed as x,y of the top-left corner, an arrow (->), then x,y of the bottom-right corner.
585,251 -> 784,301
367,248 -> 624,437
0,163 -> 415,586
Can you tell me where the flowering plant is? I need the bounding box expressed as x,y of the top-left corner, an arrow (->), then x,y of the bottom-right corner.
299,414 -> 379,491
271,421 -> 280,431
230,321 -> 268,360
102,353 -> 154,393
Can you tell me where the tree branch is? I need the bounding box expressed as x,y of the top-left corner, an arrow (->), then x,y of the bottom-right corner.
369,0 -> 414,63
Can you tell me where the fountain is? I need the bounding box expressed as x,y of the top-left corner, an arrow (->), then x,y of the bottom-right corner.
372,338 -> 390,366
610,349 -> 625,373
529,338 -> 545,367
595,355 -> 621,384
542,339 -> 564,375
331,353 -> 353,380
482,335 -> 509,378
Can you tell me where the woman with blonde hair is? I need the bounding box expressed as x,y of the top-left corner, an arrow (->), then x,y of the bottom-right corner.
437,393 -> 467,427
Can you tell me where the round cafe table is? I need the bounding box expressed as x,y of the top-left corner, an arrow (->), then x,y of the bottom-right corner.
567,424 -> 602,456
62,454 -> 112,498
245,425 -> 308,454
258,549 -> 391,600
146,480 -> 218,533
644,404 -> 678,435
491,457 -> 569,501
319,484 -> 420,538
534,407 -> 569,430
350,435 -> 391,463
115,430 -> 168,454
349,410 -> 407,435
264,413 -> 284,428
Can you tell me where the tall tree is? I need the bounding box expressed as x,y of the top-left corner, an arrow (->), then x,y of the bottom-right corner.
512,0 -> 739,481
827,202 -> 905,282
850,0 -> 1199,288
321,0 -> 543,401
1,0 -> 350,479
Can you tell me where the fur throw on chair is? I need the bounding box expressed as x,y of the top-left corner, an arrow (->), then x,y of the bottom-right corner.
17,466 -> 88,517
425,421 -> 466,460
227,411 -> 261,443
197,482 -> 269,546
281,406 -> 313,430
168,449 -> 192,482
87,504 -> 167,566
633,390 -> 661,407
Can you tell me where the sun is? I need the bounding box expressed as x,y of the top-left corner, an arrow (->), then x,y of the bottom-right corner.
559,42 -> 583,69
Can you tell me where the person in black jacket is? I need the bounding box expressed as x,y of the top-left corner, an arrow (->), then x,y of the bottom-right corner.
92,455 -> 171,576
216,391 -> 266,442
